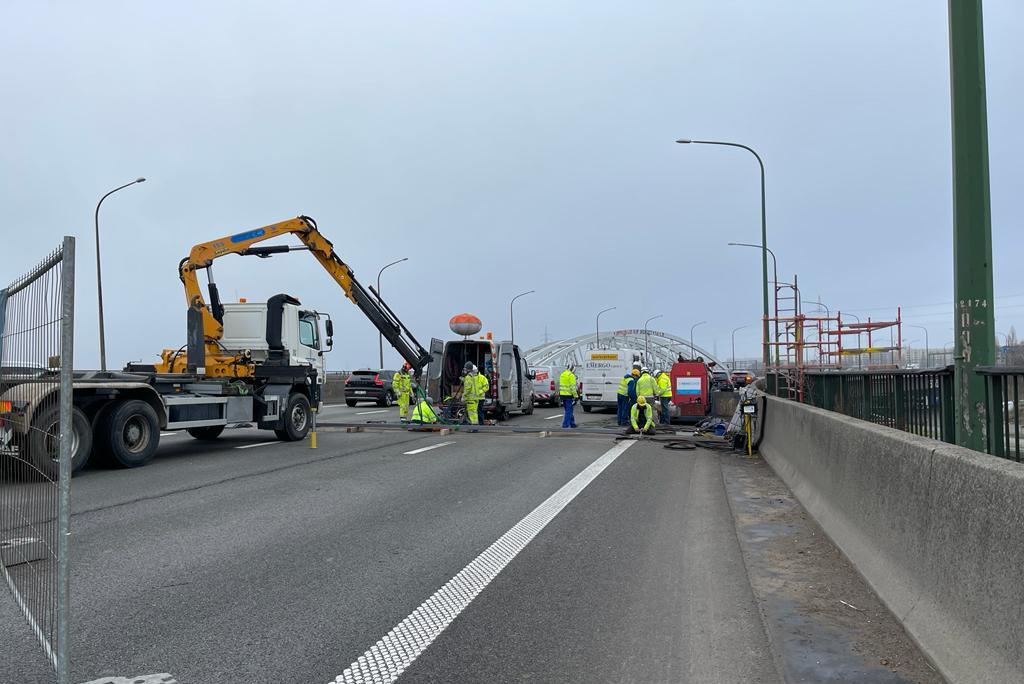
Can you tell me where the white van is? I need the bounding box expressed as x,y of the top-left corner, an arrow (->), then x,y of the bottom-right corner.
530,365 -> 559,407
580,349 -> 644,413
425,337 -> 534,420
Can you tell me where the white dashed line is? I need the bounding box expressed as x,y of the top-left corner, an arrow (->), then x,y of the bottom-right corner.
402,441 -> 455,455
356,409 -> 388,415
544,414 -> 563,420
328,440 -> 635,684
78,674 -> 176,684
235,442 -> 278,450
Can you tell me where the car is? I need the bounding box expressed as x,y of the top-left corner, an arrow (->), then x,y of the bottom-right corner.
711,370 -> 733,391
344,369 -> 397,407
730,369 -> 755,388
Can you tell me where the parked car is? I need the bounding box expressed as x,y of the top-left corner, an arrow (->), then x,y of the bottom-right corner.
711,370 -> 733,391
344,369 -> 397,407
530,365 -> 560,407
425,338 -> 534,420
730,369 -> 755,388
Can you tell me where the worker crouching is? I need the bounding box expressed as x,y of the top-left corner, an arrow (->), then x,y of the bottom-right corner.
629,395 -> 656,435
410,396 -> 439,426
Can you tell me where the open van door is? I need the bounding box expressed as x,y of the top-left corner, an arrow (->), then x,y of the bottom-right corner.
498,342 -> 516,408
425,338 -> 444,401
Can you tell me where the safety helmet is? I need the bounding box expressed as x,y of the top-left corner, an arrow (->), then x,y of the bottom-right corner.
654,369 -> 663,376
471,364 -> 478,373
641,366 -> 650,373
464,361 -> 474,372
637,395 -> 647,406
403,362 -> 412,371
631,368 -> 640,377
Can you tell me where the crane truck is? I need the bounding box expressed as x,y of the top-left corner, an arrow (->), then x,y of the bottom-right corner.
0,216 -> 432,476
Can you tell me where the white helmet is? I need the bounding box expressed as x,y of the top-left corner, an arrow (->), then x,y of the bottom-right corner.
641,366 -> 650,373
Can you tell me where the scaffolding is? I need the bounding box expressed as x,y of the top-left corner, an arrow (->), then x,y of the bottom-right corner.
767,274 -> 903,402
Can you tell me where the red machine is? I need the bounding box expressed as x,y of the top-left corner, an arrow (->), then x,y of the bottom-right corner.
671,360 -> 712,420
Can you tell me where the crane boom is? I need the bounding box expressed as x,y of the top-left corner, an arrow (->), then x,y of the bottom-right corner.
160,215 -> 431,378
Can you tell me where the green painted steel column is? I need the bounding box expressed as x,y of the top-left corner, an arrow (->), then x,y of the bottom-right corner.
949,0 -> 996,451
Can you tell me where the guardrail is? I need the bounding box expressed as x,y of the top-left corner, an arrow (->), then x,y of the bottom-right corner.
978,366 -> 1024,462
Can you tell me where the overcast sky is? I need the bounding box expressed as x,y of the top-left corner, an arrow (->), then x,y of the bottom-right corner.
2,1 -> 1021,369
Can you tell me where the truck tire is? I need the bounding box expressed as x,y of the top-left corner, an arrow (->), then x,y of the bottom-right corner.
187,426 -> 224,440
96,399 -> 159,468
28,405 -> 92,479
275,393 -> 311,442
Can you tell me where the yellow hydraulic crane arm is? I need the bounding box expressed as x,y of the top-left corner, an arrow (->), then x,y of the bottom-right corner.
166,215 -> 431,377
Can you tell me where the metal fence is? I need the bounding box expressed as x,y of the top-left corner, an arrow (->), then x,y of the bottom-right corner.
769,368 -> 956,444
979,367 -> 1024,462
1,237 -> 75,683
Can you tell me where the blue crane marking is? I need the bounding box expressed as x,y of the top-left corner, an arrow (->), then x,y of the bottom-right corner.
230,228 -> 265,243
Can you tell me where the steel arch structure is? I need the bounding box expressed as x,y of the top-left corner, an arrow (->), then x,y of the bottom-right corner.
525,329 -> 723,370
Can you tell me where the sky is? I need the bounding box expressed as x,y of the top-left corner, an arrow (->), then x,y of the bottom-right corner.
1,1 -> 1021,370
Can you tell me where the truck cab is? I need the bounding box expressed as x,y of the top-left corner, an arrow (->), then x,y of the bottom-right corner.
426,338 -> 534,420
219,297 -> 328,384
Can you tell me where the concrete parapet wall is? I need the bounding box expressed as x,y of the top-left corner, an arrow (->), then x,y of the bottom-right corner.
760,396 -> 1024,684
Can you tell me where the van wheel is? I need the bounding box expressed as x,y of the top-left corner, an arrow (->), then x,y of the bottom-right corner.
583,404 -> 593,413
28,405 -> 92,479
187,426 -> 224,440
523,399 -> 534,416
95,400 -> 159,468
275,393 -> 311,442
496,406 -> 509,422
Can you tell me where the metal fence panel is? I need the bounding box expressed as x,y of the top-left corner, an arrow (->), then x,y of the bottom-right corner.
0,237 -> 74,683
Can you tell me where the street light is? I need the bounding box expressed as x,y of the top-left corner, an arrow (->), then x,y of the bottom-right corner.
729,242 -> 779,368
731,325 -> 750,369
906,324 -> 930,366
678,139 -> 769,367
802,300 -> 831,317
376,257 -> 408,368
690,320 -> 707,355
643,314 -> 663,360
595,306 -> 616,348
509,290 -> 534,347
95,177 -> 146,372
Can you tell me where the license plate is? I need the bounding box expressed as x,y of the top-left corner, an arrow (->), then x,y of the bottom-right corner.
354,390 -> 366,395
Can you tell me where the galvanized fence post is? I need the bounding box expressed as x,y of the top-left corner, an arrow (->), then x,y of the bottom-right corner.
56,236 -> 74,684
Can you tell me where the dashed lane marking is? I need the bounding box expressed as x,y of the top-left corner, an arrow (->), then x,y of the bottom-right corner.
544,414 -> 563,420
235,441 -> 278,450
402,441 -> 455,455
356,409 -> 389,415
78,674 -> 176,684
328,440 -> 635,684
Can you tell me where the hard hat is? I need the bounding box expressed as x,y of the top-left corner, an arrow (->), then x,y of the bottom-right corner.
637,395 -> 647,406
464,361 -> 474,372
655,369 -> 663,376
631,368 -> 640,376
471,364 -> 478,373
641,366 -> 650,373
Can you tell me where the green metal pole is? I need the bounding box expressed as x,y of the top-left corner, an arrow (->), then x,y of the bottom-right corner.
949,0 -> 996,451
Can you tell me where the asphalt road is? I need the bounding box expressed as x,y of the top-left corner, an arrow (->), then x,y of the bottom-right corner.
1,402 -> 934,684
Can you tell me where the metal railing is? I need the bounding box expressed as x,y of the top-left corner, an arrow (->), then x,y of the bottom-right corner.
979,367 -> 1024,462
1,237 -> 75,683
769,368 -> 956,444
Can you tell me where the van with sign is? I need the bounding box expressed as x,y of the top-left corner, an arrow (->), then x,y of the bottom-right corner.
530,365 -> 559,406
580,349 -> 644,413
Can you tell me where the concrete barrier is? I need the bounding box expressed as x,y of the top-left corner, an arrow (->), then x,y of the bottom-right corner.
760,396 -> 1024,684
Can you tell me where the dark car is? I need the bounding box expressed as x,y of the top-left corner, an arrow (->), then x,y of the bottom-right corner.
344,369 -> 397,407
730,369 -> 755,388
711,370 -> 733,391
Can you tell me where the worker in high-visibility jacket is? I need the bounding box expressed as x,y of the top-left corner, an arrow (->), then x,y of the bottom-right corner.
559,363 -> 579,429
635,367 -> 658,408
393,362 -> 413,422
655,369 -> 672,425
616,371 -> 633,426
463,363 -> 484,431
629,395 -> 656,435
475,368 -> 490,426
411,396 -> 439,425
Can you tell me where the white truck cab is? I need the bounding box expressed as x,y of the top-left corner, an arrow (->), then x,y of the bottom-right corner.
219,298 -> 328,384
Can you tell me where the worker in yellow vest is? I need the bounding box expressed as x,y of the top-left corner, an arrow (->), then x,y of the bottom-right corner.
475,368 -> 490,426
463,363 -> 483,432
655,369 -> 672,425
616,371 -> 633,426
393,362 -> 413,422
635,367 -> 657,407
559,363 -> 579,429
629,395 -> 656,435
411,396 -> 439,425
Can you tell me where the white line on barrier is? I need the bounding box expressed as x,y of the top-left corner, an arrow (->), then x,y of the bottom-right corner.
356,409 -> 388,416
328,440 -> 635,684
402,441 -> 455,455
235,442 -> 278,450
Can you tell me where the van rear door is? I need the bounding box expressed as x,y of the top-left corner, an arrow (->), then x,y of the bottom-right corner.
425,338 -> 444,400
498,343 -> 516,406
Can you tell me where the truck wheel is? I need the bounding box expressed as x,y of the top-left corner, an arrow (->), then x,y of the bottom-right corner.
96,399 -> 159,468
275,393 -> 311,442
28,405 -> 92,479
187,426 -> 224,440
345,399 -> 357,407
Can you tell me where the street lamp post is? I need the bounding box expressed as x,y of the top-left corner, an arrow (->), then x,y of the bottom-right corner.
731,325 -> 749,369
510,290 -> 535,347
678,139 -> 769,367
643,314 -> 663,360
906,324 -> 930,366
95,177 -> 146,372
690,320 -> 707,357
595,306 -> 616,348
376,257 -> 408,368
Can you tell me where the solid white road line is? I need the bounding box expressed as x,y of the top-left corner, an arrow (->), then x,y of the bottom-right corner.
544,414 -> 563,420
235,442 -> 278,450
328,440 -> 635,684
402,441 -> 455,455
356,409 -> 388,416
